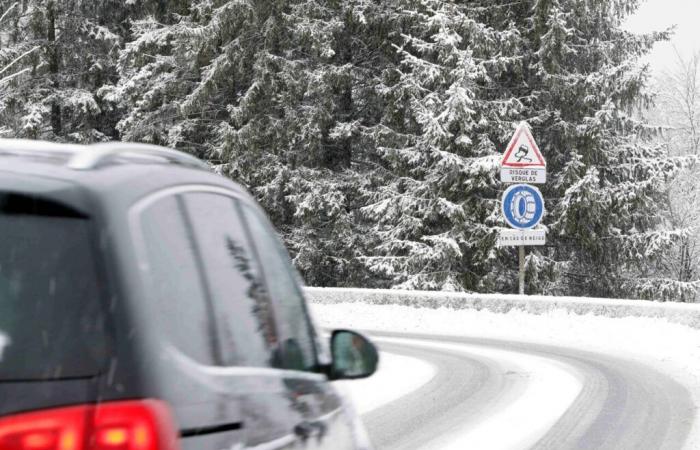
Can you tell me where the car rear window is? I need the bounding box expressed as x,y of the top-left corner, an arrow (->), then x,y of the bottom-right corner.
0,193 -> 106,381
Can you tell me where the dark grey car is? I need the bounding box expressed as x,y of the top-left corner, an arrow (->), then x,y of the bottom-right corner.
0,140 -> 378,450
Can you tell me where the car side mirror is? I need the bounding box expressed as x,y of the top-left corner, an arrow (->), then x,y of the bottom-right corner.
328,330 -> 379,381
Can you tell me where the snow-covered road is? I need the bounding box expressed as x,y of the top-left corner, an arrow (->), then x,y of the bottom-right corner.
314,303 -> 700,450
349,333 -> 691,450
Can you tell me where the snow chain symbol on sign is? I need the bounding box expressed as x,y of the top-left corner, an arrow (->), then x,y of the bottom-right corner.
501,184 -> 545,230
509,189 -> 537,225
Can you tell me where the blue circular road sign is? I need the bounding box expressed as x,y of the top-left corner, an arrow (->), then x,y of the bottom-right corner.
501,184 -> 544,230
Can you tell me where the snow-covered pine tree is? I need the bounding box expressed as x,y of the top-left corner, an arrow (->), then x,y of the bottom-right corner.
0,0 -> 127,141
106,0 -> 222,151
526,0 -> 688,299
114,0 -> 372,286
350,0 -> 685,298
351,0 -> 523,291
0,4 -> 39,87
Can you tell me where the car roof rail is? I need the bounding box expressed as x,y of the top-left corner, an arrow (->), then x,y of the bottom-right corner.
0,139 -> 77,157
68,142 -> 210,171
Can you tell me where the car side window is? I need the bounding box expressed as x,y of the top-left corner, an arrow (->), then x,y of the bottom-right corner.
182,193 -> 279,368
139,195 -> 218,365
239,203 -> 318,372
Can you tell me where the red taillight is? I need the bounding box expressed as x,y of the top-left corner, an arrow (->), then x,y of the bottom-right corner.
90,401 -> 177,450
0,405 -> 88,450
0,400 -> 179,450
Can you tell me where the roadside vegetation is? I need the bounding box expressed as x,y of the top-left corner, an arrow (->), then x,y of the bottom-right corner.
0,0 -> 697,300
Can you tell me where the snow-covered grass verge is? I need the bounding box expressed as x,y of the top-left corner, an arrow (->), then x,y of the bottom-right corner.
306,287 -> 700,329
310,300 -> 700,449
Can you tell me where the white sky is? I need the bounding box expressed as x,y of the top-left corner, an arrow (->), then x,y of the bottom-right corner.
624,0 -> 700,75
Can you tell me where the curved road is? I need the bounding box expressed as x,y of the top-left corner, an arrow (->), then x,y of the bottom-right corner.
360,331 -> 695,450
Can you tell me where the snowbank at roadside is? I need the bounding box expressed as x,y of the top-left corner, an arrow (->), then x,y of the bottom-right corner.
310,300 -> 700,449
306,286 -> 700,329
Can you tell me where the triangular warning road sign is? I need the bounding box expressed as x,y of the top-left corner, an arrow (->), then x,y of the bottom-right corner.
500,122 -> 546,168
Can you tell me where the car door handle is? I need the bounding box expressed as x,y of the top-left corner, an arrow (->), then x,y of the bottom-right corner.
180,420 -> 244,437
293,420 -> 327,441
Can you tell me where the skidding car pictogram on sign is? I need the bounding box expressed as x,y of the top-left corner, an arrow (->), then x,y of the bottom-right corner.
500,122 -> 546,184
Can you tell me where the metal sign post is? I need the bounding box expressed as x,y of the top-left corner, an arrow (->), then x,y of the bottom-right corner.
498,122 -> 547,295
519,245 -> 525,295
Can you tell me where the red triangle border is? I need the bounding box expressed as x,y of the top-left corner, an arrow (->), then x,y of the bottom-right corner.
500,125 -> 546,168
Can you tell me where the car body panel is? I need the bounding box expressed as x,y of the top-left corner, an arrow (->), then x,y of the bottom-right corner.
0,143 -> 366,449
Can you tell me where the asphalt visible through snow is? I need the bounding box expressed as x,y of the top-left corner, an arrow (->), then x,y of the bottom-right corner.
361,331 -> 694,450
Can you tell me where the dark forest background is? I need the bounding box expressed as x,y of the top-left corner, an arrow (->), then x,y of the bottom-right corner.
0,0 -> 698,301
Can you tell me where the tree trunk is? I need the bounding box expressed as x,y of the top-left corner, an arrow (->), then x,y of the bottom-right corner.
47,0 -> 61,136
